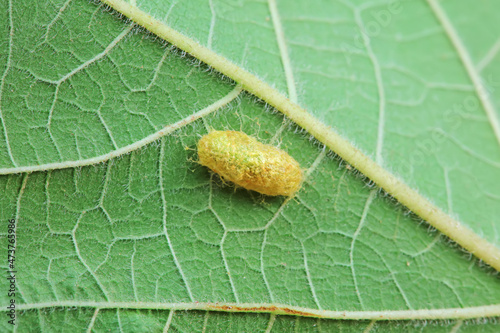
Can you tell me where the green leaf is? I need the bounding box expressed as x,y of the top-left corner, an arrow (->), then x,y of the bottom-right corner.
0,0 -> 499,332
103,0 -> 500,261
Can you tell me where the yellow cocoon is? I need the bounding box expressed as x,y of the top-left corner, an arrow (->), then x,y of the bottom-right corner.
197,131 -> 303,196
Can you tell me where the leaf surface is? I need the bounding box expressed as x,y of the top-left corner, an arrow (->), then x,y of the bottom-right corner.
0,0 -> 499,331
123,0 -> 500,250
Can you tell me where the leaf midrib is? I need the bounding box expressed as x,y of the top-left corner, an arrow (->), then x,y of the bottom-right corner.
5,301 -> 500,320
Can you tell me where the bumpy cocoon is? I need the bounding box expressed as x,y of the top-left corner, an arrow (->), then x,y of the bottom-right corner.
197,131 -> 303,196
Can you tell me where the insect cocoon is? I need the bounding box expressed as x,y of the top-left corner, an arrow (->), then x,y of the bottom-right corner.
197,130 -> 303,196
